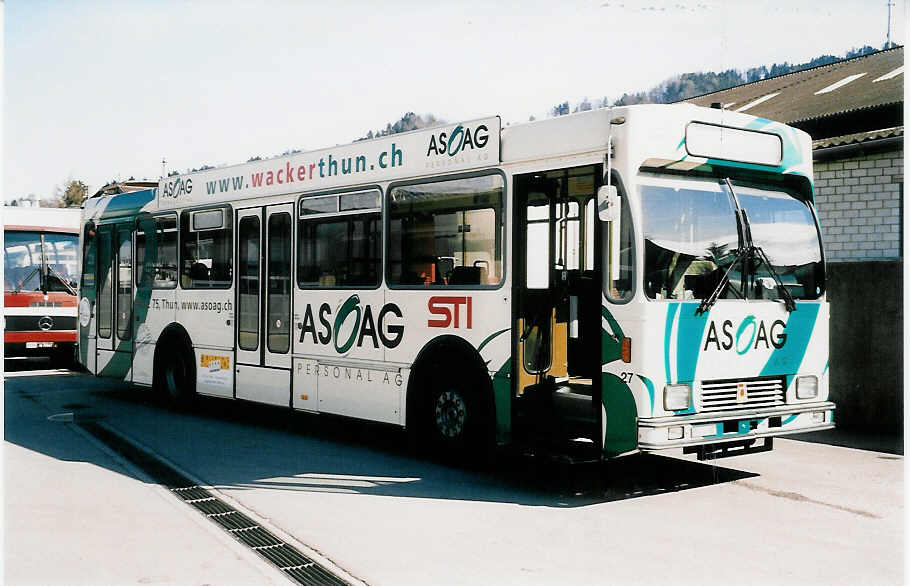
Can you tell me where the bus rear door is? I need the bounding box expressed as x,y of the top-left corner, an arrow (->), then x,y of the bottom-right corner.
234,204 -> 294,406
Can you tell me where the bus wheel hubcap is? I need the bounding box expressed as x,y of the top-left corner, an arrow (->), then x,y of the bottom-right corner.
435,391 -> 466,439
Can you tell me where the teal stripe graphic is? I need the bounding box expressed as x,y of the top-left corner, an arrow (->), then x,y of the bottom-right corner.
477,328 -> 509,355
98,189 -> 155,219
637,374 -> 656,416
759,303 -> 820,377
664,303 -> 680,383
676,303 -> 709,383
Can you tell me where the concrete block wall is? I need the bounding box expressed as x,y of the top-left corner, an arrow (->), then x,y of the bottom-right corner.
826,261 -> 903,432
813,144 -> 903,432
813,148 -> 903,261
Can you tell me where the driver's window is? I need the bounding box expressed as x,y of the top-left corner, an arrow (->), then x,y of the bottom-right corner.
604,185 -> 635,302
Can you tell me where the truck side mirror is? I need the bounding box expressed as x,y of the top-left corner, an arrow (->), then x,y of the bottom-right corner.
597,185 -> 619,222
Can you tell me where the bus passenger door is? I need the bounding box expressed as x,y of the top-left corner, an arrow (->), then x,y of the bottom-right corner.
95,222 -> 134,380
513,166 -> 602,449
514,174 -> 563,395
234,204 -> 294,407
79,222 -> 98,374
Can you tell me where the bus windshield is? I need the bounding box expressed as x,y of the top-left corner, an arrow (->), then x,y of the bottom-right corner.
3,231 -> 79,294
640,177 -> 823,302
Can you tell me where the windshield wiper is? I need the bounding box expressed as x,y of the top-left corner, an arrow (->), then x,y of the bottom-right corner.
46,263 -> 78,296
697,179 -> 796,315
14,266 -> 42,294
696,249 -> 745,315
750,243 -> 797,312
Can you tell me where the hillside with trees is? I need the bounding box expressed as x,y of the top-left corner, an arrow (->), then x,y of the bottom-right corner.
605,45 -> 879,107
360,45 -> 883,137
155,44 -> 889,181
356,112 -> 444,141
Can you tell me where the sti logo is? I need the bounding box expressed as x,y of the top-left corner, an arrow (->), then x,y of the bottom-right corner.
427,296 -> 472,329
425,124 -> 490,157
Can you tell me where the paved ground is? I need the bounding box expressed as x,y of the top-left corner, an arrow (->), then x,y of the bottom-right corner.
4,364 -> 291,586
4,360 -> 904,585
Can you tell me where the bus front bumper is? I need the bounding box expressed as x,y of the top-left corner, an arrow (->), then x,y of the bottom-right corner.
637,402 -> 835,451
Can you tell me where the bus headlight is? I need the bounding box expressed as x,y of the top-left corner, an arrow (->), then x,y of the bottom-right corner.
664,384 -> 691,411
796,375 -> 818,400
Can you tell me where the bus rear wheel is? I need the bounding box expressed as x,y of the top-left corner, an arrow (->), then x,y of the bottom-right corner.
155,337 -> 196,408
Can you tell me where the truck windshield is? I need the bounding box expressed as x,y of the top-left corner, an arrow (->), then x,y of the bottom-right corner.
640,176 -> 823,301
3,230 -> 79,294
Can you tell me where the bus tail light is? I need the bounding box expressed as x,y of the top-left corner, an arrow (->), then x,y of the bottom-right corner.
621,337 -> 632,363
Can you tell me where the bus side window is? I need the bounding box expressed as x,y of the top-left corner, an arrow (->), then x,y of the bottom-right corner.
180,207 -> 232,289
387,173 -> 504,287
296,190 -> 382,288
137,215 -> 178,289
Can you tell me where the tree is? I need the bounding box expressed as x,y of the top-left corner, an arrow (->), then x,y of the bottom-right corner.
551,101 -> 570,117
573,98 -> 593,113
356,112 -> 445,141
50,179 -> 88,207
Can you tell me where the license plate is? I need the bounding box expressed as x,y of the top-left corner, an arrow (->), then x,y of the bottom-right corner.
26,342 -> 54,349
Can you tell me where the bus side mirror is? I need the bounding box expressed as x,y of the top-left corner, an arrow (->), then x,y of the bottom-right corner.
597,185 -> 619,222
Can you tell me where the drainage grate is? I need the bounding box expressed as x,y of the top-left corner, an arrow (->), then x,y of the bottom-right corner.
78,421 -> 351,586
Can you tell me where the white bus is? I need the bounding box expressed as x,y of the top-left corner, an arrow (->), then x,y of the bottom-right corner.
77,104 -> 833,461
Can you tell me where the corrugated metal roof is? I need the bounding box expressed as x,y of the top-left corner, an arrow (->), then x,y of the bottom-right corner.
684,46 -> 903,125
812,126 -> 903,149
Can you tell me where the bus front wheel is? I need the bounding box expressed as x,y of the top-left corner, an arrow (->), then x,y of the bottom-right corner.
424,368 -> 492,463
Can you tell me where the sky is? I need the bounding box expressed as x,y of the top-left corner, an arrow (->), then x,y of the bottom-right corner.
3,0 -> 906,202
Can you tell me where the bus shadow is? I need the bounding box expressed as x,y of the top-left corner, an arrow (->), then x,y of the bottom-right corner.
498,452 -> 758,505
786,428 -> 903,456
116,387 -> 757,507
7,374 -> 758,509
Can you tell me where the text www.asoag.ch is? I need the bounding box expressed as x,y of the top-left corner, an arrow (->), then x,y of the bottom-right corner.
150,299 -> 231,313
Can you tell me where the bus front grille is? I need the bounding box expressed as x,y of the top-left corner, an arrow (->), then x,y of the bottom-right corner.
698,377 -> 786,413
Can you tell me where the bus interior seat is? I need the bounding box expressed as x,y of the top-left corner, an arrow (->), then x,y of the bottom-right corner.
189,262 -> 210,280
449,265 -> 481,285
401,271 -> 424,285
435,257 -> 455,284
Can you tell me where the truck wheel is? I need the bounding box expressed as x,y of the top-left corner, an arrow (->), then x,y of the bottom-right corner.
51,346 -> 76,370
